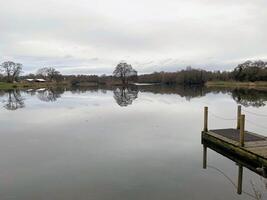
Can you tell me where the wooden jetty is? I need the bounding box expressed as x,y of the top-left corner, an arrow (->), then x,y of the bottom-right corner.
202,106 -> 267,169
202,140 -> 267,196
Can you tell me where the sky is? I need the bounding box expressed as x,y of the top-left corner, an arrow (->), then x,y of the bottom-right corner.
0,0 -> 267,75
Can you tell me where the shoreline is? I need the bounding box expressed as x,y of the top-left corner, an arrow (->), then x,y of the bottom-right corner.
205,81 -> 267,89
0,82 -> 70,90
1,81 -> 267,90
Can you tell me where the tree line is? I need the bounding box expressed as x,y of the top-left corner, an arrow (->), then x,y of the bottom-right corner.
0,61 -> 63,82
138,60 -> 267,85
0,60 -> 266,85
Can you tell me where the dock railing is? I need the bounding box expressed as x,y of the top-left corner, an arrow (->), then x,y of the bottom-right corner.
203,106 -> 246,147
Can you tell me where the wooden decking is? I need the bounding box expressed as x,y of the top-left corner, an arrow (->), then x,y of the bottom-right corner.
202,128 -> 267,168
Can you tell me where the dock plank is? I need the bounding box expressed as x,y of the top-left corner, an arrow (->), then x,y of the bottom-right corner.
245,140 -> 267,148
247,146 -> 267,155
210,128 -> 265,142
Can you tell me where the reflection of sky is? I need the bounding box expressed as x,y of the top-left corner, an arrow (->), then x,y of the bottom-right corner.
0,90 -> 266,199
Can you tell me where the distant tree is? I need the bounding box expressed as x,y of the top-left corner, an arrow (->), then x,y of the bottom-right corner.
0,74 -> 4,82
0,61 -> 23,83
36,67 -> 63,82
27,73 -> 36,79
233,60 -> 267,82
113,62 -> 137,85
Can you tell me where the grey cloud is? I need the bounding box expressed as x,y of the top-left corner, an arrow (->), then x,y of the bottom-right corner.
0,0 -> 267,74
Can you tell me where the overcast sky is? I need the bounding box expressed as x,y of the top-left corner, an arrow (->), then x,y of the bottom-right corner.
0,0 -> 266,75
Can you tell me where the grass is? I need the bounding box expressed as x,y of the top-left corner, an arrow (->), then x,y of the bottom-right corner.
0,82 -> 70,90
2,81 -> 267,90
0,82 -> 19,89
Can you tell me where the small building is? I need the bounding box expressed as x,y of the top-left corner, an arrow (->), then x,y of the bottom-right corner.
35,79 -> 46,82
26,79 -> 34,82
25,78 -> 46,83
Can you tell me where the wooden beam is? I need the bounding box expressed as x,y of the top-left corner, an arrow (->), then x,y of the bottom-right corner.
237,165 -> 243,194
203,145 -> 207,169
240,115 -> 245,147
237,105 -> 241,129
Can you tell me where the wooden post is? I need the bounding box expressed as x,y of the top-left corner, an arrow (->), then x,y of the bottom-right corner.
204,107 -> 208,132
237,105 -> 241,129
237,164 -> 243,194
203,145 -> 207,169
240,115 -> 245,147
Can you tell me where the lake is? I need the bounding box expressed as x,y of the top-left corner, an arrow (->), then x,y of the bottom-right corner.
0,86 -> 267,200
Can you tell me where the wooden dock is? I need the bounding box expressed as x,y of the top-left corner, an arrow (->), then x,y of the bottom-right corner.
202,139 -> 267,196
202,106 -> 267,169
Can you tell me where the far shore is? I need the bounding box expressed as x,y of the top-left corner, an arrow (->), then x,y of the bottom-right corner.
1,81 -> 267,90
205,81 -> 267,89
0,81 -> 70,90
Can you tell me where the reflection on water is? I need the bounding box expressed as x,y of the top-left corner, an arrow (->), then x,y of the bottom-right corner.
0,86 -> 267,110
0,85 -> 266,200
2,90 -> 24,110
232,89 -> 267,107
113,87 -> 138,107
25,88 -> 64,102
202,141 -> 267,199
36,89 -> 64,102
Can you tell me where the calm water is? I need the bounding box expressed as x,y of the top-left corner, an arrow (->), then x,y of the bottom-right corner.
0,86 -> 267,200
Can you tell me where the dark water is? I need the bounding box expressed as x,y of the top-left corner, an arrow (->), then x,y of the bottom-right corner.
0,86 -> 267,200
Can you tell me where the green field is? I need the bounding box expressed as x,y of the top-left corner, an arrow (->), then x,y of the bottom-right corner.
0,82 -> 69,90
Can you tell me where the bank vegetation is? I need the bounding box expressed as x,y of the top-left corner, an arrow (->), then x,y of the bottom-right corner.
0,60 -> 266,89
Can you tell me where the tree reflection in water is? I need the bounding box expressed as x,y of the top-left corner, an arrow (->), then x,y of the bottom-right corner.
0,86 -> 267,109
113,87 -> 138,107
231,88 -> 267,107
37,88 -> 64,102
4,90 -> 25,110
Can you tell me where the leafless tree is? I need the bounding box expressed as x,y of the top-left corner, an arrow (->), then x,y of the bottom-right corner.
36,67 -> 62,81
113,62 -> 137,85
0,61 -> 23,83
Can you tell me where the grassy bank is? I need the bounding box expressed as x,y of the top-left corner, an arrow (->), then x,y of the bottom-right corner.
0,82 -> 70,90
206,81 -> 267,88
2,81 -> 267,90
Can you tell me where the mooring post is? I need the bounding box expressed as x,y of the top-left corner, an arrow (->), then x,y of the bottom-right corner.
204,107 -> 208,132
203,145 -> 207,169
237,164 -> 243,194
240,114 -> 245,147
237,105 -> 241,129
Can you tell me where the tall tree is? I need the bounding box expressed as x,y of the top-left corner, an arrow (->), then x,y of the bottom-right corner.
0,61 -> 23,83
233,60 -> 267,82
113,62 -> 137,85
36,67 -> 62,82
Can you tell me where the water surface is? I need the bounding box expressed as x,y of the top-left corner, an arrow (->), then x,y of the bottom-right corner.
0,86 -> 267,200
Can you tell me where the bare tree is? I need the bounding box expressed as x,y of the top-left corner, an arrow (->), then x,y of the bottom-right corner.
113,62 -> 137,85
36,67 -> 62,81
0,61 -> 23,83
